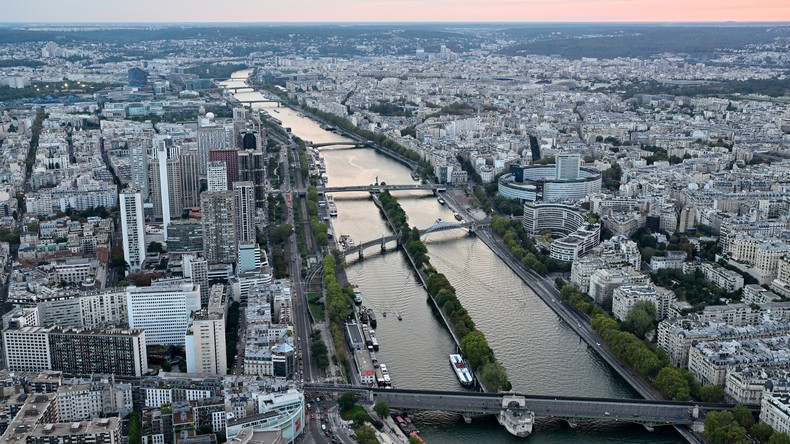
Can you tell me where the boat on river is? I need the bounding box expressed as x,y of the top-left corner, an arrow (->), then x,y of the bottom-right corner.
450,354 -> 474,388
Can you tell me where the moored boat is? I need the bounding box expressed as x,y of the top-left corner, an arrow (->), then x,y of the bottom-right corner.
449,354 -> 474,388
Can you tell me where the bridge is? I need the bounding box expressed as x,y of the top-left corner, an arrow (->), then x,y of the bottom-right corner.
224,85 -> 254,92
307,141 -> 370,148
238,99 -> 285,104
341,220 -> 476,258
318,184 -> 451,194
303,384 -> 751,436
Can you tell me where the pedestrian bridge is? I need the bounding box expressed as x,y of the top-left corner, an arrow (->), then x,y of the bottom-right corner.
303,384 -> 752,435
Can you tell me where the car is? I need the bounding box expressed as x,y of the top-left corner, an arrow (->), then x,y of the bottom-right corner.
596,342 -> 601,346
311,414 -> 315,419
604,412 -> 610,416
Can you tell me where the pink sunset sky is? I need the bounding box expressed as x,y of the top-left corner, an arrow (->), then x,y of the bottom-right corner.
3,0 -> 790,22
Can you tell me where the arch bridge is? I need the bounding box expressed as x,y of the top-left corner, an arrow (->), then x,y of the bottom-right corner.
341,220 -> 477,258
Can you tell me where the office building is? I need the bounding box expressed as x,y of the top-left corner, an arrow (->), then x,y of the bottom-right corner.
126,283 -> 201,345
166,219 -> 204,253
555,153 -> 581,180
128,67 -> 148,87
201,191 -> 236,265
522,201 -> 585,235
499,163 -> 601,202
120,190 -> 146,272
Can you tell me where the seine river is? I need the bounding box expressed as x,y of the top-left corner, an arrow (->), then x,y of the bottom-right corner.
224,71 -> 683,443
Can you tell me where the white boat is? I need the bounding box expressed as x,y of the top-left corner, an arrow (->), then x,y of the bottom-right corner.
353,285 -> 362,305
326,194 -> 337,216
449,354 -> 474,388
498,395 -> 535,437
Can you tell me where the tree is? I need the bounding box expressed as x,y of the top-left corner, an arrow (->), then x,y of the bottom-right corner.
622,300 -> 656,339
479,361 -> 511,392
770,433 -> 790,444
338,392 -> 357,411
147,241 -> 163,253
699,385 -> 724,403
354,425 -> 377,444
127,413 -> 141,444
408,436 -> 423,444
373,400 -> 390,419
460,331 -> 493,368
751,422 -> 774,443
654,366 -> 690,401
732,404 -> 755,430
705,411 -> 749,444
353,411 -> 371,428
591,314 -> 619,334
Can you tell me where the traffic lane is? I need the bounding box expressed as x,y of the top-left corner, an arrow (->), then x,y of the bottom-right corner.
373,393 -> 692,423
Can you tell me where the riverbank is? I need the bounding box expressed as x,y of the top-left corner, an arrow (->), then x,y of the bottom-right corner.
372,191 -> 511,393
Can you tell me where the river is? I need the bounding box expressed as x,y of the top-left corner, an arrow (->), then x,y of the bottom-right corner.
223,70 -> 682,443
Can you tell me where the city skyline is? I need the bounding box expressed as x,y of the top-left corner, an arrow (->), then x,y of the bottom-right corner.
3,0 -> 790,23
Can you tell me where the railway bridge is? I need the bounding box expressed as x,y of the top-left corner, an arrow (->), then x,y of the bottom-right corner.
304,384 -> 751,437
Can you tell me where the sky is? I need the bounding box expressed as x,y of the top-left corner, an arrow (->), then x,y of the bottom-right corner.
3,0 -> 790,23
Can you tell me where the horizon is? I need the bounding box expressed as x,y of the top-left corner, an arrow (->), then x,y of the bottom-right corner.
4,0 -> 790,23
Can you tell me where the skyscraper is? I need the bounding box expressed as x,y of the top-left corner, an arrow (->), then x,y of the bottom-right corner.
201,191 -> 236,265
129,141 -> 149,198
180,147 -> 201,209
197,126 -> 228,175
234,181 -> 255,245
150,141 -> 183,234
238,149 -> 266,208
207,160 -> 228,192
209,149 -> 239,187
120,191 -> 146,273
232,107 -> 249,149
